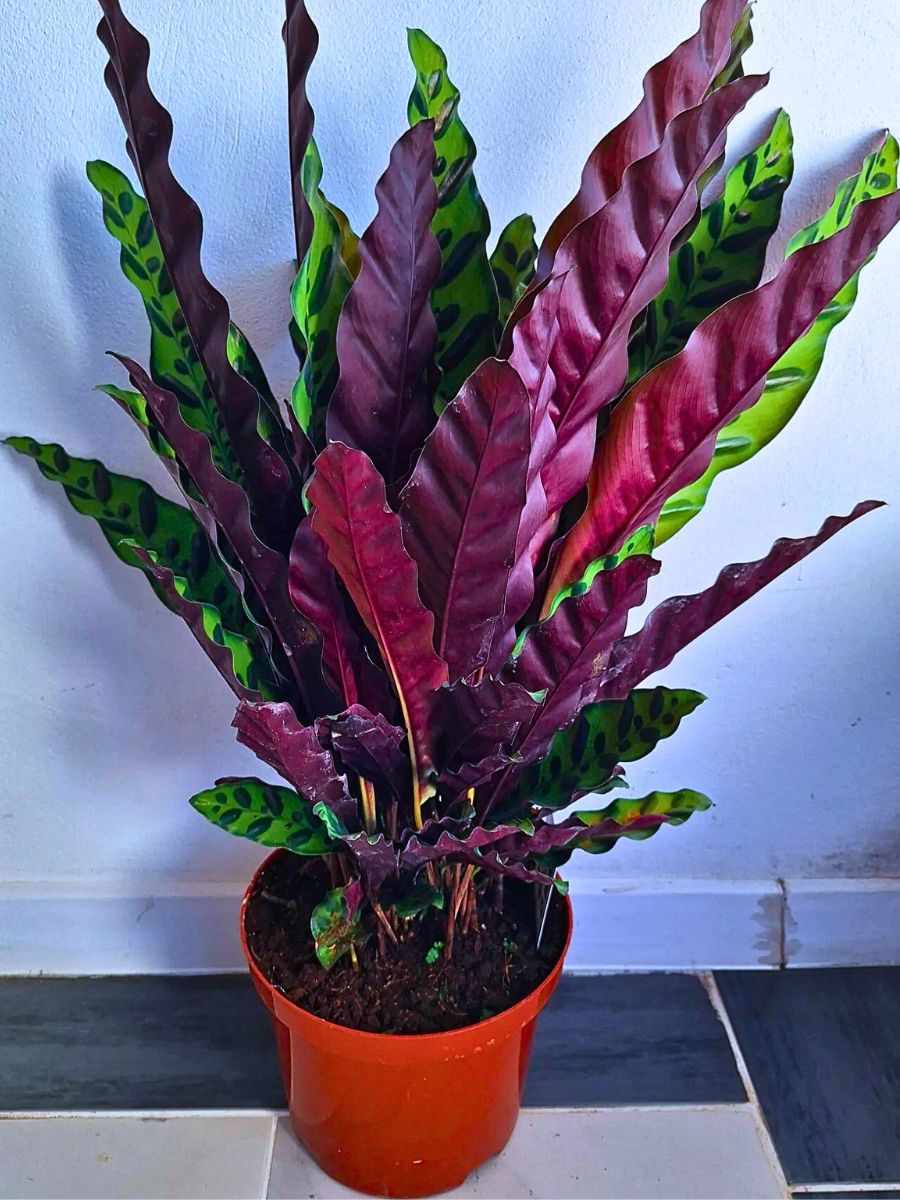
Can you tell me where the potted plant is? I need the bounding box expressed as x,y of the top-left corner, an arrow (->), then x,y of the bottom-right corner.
8,0 -> 897,1194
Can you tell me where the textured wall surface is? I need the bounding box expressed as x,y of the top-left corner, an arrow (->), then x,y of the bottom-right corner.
0,0 -> 897,891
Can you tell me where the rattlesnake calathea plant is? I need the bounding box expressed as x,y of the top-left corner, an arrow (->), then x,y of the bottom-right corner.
8,0 -> 899,969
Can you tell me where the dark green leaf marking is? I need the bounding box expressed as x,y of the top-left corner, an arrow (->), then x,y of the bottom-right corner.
4,436 -> 253,639
86,160 -> 242,481
519,688 -> 706,810
629,110 -> 794,382
407,29 -> 497,407
535,789 -> 712,873
289,141 -> 355,450
190,777 -> 335,855
657,131 -> 899,544
490,213 -> 537,336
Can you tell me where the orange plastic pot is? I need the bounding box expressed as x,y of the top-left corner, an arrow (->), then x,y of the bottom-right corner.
241,850 -> 572,1198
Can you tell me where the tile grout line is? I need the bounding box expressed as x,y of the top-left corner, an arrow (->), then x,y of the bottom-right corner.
0,1109 -> 288,1120
701,971 -> 793,1200
259,1114 -> 278,1200
0,1102 -> 759,1120
791,1185 -> 900,1194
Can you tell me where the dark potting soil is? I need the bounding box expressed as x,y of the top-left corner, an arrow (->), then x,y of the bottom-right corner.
244,853 -> 569,1035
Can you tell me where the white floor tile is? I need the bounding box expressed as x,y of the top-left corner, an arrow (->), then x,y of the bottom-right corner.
266,1105 -> 786,1199
0,1114 -> 275,1199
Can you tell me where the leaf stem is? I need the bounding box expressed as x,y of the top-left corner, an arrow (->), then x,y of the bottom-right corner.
359,777 -> 377,835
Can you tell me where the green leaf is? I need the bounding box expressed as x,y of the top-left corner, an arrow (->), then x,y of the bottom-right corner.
289,140 -> 355,450
570,788 -> 713,853
86,160 -> 241,481
425,939 -> 444,964
394,880 -> 445,920
4,436 -> 251,636
225,324 -> 290,453
189,777 -> 334,854
656,132 -> 899,544
98,384 -> 177,464
311,882 -> 364,969
311,800 -> 351,841
519,687 -> 705,810
407,29 -> 497,406
123,543 -> 279,699
630,110 -> 794,382
545,525 -> 655,621
490,213 -> 537,334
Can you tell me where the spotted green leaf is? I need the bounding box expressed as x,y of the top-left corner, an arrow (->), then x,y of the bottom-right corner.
546,525 -> 655,620
629,110 -> 794,382
407,29 -> 497,406
656,132 -> 899,544
326,197 -> 362,279
86,160 -> 241,480
490,213 -> 537,334
189,777 -> 334,854
568,788 -> 713,853
289,141 -> 355,450
124,543 -> 279,699
4,436 -> 251,636
311,881 -> 364,969
519,687 -> 705,810
535,788 -> 712,873
225,325 -> 291,455
98,383 -> 176,465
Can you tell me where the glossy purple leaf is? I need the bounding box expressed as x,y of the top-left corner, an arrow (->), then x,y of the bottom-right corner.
113,355 -> 332,719
307,444 -> 448,824
514,74 -> 767,530
233,701 -> 359,830
492,813 -> 673,858
326,122 -> 441,490
97,0 -> 299,548
551,189 -> 900,592
534,0 -> 749,283
510,556 -> 660,764
400,358 -> 530,678
597,503 -> 883,700
316,705 -> 409,799
289,516 -> 393,714
489,274 -> 570,665
400,821 -> 557,887
479,555 -> 659,819
338,832 -> 398,897
283,0 -> 319,266
437,677 -> 540,767
438,751 -> 519,799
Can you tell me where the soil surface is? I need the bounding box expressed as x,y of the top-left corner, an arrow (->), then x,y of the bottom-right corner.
244,854 -> 569,1034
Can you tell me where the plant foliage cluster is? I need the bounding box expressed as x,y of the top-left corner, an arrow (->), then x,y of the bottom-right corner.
10,0 -> 898,969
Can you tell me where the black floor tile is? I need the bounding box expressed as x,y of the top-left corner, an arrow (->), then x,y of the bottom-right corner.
1,970 -> 744,1111
525,972 -> 745,1105
800,1191 -> 900,1198
717,967 -> 900,1186
0,975 -> 285,1110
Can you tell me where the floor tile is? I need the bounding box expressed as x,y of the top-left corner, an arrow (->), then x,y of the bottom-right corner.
525,972 -> 745,1105
0,974 -> 283,1110
0,971 -> 743,1111
266,1107 -> 785,1199
0,1114 -> 274,1199
716,968 -> 900,1185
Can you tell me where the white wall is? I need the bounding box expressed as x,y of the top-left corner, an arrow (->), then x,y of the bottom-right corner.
1,0 -> 898,916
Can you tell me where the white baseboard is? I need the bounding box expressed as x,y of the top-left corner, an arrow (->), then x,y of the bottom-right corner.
1,876 -> 897,975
